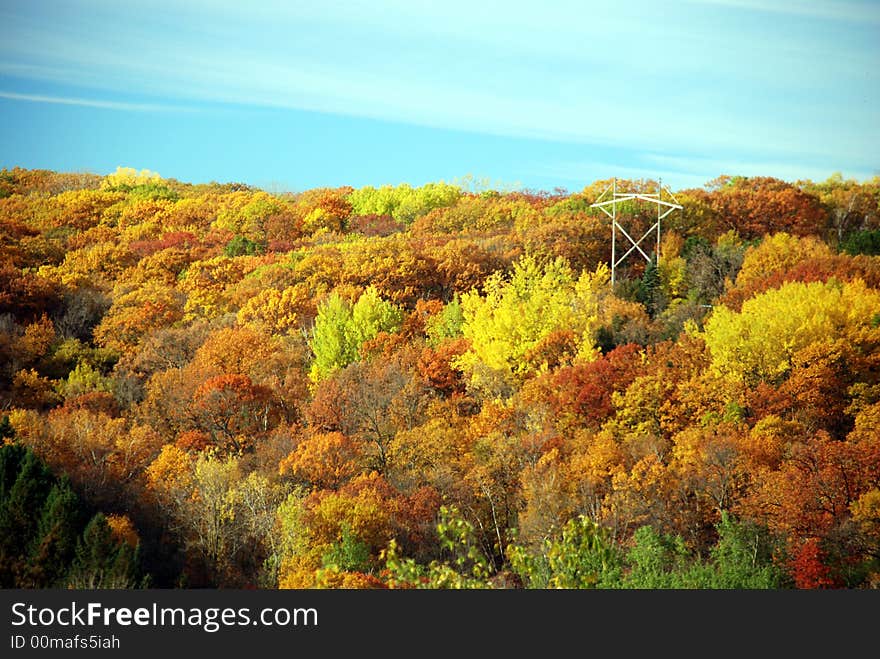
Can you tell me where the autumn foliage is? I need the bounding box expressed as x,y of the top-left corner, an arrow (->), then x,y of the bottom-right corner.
2,166 -> 879,589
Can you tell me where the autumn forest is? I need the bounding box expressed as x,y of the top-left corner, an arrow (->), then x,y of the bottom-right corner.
1,166 -> 879,589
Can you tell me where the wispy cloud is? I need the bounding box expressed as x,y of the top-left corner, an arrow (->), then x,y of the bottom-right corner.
535,151 -> 878,191
0,90 -> 192,112
642,153 -> 877,185
533,159 -> 713,191
684,0 -> 880,23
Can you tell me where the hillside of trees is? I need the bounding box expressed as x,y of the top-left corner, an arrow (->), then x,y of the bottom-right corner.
1,165 -> 879,589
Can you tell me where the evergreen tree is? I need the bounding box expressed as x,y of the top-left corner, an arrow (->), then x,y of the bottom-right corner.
0,445 -> 144,588
0,415 -> 14,442
637,256 -> 664,317
67,513 -> 142,589
0,447 -> 54,587
25,479 -> 85,587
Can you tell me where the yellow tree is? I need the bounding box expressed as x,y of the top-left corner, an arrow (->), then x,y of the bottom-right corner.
455,255 -> 609,398
734,232 -> 833,290
38,241 -> 136,290
237,286 -> 307,335
178,255 -> 259,320
213,191 -> 289,241
101,166 -> 162,190
702,279 -> 880,387
146,447 -> 288,586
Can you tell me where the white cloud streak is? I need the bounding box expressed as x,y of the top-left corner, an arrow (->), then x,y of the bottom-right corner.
683,0 -> 880,23
0,90 -> 191,112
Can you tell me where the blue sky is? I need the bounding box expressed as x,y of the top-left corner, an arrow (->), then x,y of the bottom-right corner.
0,0 -> 877,192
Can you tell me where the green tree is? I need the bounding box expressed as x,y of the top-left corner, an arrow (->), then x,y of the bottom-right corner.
66,513 -> 142,588
841,230 -> 880,256
0,415 -> 14,441
620,515 -> 787,589
383,505 -> 493,589
25,481 -> 85,587
509,516 -> 623,588
699,513 -> 788,589
637,256 -> 664,317
0,444 -> 142,588
425,295 -> 465,345
224,235 -> 266,257
321,523 -> 372,573
309,287 -> 402,382
0,446 -> 54,586
620,526 -> 690,589
348,182 -> 461,225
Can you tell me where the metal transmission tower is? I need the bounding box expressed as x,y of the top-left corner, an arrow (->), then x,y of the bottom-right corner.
590,178 -> 683,286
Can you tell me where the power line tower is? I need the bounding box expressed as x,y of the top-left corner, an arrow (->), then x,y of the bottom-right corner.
590,178 -> 683,285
